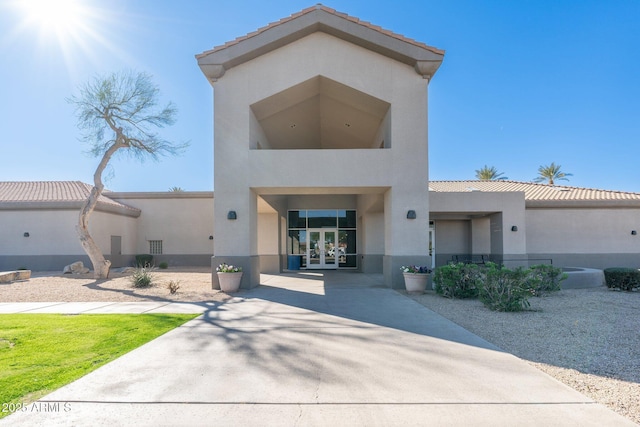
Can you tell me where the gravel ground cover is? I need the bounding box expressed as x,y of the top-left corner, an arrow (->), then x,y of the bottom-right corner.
0,267 -> 229,303
408,287 -> 640,424
1,270 -> 638,423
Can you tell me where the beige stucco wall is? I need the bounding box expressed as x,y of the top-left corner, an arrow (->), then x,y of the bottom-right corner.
430,191 -> 527,258
362,212 -> 384,254
91,211 -> 138,255
435,220 -> 471,255
0,208 -> 139,270
258,213 -> 279,255
526,208 -> 640,253
111,194 -> 214,255
471,217 -> 491,253
0,210 -> 137,256
211,32 -> 431,286
0,210 -> 84,255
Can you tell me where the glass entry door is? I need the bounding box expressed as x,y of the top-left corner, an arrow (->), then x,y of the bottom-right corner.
307,229 -> 339,269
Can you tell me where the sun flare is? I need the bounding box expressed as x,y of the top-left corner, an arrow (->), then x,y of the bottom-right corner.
7,0 -> 122,74
19,0 -> 87,37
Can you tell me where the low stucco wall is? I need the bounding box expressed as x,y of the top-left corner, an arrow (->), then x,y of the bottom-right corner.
561,267 -> 605,289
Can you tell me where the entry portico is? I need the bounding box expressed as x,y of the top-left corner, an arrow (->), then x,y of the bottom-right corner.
197,5 -> 444,289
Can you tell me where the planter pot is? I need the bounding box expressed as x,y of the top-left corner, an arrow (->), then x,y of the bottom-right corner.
403,272 -> 429,294
217,272 -> 243,293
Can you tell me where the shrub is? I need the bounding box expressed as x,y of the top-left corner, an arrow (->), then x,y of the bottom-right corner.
166,280 -> 180,294
130,266 -> 155,288
433,263 -> 482,299
603,268 -> 640,291
135,254 -> 154,268
158,261 -> 169,269
479,266 -> 533,312
527,264 -> 566,296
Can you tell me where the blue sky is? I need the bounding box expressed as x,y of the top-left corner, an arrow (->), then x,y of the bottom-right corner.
1,0 -> 639,192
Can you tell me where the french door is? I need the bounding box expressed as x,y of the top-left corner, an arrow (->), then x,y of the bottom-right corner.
307,229 -> 339,269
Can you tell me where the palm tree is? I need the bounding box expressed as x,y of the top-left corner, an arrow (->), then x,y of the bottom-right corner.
475,165 -> 508,180
169,186 -> 185,192
534,162 -> 572,185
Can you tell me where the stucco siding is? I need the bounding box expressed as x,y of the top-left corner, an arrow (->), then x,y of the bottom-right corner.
258,213 -> 279,255
0,209 -> 138,270
362,212 -> 384,254
0,210 -> 136,256
113,196 -> 214,255
0,210 -> 82,256
435,220 -> 471,255
526,208 -> 640,254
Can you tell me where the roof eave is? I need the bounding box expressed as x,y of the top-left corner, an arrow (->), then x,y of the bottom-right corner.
526,199 -> 640,209
197,7 -> 444,83
0,201 -> 141,218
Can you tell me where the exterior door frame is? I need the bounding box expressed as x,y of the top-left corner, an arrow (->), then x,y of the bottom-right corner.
429,221 -> 435,269
307,228 -> 339,269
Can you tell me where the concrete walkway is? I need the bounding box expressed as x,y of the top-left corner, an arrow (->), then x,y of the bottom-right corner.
1,272 -> 634,426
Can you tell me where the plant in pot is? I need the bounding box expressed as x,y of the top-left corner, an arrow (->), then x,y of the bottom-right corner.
401,265 -> 432,294
216,263 -> 243,293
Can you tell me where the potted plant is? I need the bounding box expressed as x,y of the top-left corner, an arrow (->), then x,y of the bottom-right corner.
401,265 -> 432,294
216,263 -> 243,292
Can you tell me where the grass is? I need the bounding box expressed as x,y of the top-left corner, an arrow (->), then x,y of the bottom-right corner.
0,313 -> 198,418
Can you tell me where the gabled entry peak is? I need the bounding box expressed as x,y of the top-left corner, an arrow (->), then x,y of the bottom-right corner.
197,4 -> 444,82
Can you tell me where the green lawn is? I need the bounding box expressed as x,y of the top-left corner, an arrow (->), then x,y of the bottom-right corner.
0,313 -> 198,418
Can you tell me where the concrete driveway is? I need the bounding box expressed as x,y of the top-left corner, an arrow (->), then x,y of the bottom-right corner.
2,272 -> 633,426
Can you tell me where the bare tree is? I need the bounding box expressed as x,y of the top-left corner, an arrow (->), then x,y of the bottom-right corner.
68,70 -> 186,278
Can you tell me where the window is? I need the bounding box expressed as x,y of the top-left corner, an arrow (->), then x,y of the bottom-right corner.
287,209 -> 357,268
149,240 -> 163,255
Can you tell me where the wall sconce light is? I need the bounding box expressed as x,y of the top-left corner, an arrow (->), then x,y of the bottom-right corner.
406,210 -> 416,219
227,210 -> 237,220
209,235 -> 214,240
632,230 -> 637,236
23,232 -> 30,237
511,226 -> 518,232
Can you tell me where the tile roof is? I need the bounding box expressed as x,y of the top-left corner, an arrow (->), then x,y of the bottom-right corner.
429,180 -> 640,206
0,181 -> 141,216
197,4 -> 444,59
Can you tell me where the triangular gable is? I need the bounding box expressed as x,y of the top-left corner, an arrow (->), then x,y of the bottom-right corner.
197,4 -> 444,82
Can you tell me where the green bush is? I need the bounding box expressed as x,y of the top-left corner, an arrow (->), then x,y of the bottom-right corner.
433,262 -> 567,310
130,266 -> 155,288
479,265 -> 533,312
433,263 -> 482,299
135,254 -> 154,268
158,261 -> 169,269
603,268 -> 640,291
527,264 -> 566,296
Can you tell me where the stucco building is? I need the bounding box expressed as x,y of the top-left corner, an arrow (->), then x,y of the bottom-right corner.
2,6 -> 639,286
197,5 -> 444,289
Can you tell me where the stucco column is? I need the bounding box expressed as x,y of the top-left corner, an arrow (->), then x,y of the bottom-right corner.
383,187 -> 430,288
212,189 -> 259,289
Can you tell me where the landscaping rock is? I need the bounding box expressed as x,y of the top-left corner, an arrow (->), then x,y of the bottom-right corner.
63,261 -> 90,275
0,270 -> 31,283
